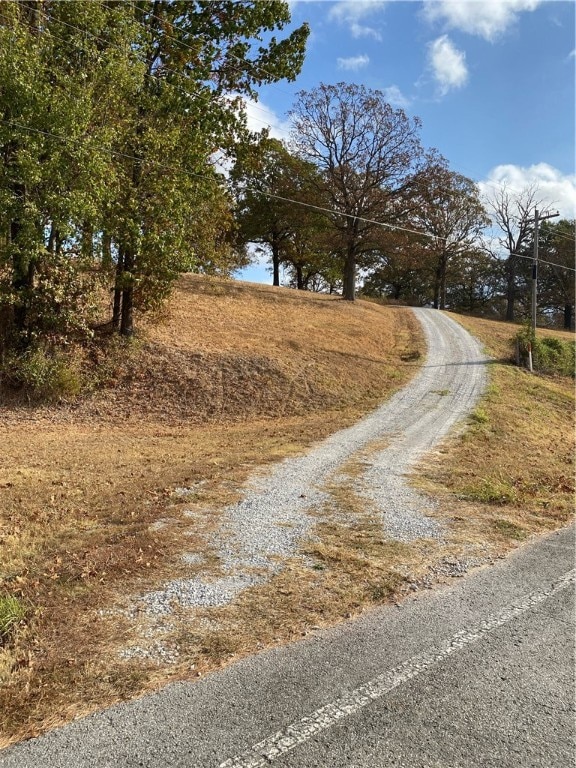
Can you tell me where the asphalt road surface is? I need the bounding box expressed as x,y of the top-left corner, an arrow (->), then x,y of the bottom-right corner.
2,524 -> 573,768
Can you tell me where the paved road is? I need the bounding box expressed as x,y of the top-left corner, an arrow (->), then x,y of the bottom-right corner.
2,524 -> 573,768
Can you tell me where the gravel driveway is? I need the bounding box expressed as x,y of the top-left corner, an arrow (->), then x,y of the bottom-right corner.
137,308 -> 489,617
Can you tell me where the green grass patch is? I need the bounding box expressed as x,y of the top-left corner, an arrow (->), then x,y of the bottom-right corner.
0,596 -> 26,643
460,477 -> 518,505
491,519 -> 528,540
470,406 -> 489,425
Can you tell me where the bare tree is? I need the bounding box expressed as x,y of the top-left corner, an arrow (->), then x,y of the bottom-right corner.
484,184 -> 543,321
289,83 -> 426,301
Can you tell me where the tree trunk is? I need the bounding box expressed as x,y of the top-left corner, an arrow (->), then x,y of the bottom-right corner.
120,247 -> 134,337
271,240 -> 280,286
342,248 -> 356,301
112,248 -> 124,330
505,255 -> 516,322
10,183 -> 32,345
118,110 -> 144,337
81,222 -> 93,262
437,253 -> 448,310
272,237 -> 280,286
432,270 -> 440,309
296,264 -> 304,290
564,303 -> 573,330
102,232 -> 112,270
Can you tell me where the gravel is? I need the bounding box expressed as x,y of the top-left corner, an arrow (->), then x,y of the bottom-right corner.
135,308 -> 489,617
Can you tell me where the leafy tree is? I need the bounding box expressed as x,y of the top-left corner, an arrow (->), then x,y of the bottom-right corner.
408,160 -> 489,309
0,0 -> 310,363
106,1 -> 309,335
232,137 -> 306,286
360,230 -> 432,306
0,1 -> 135,350
289,82 -> 426,301
532,219 -> 575,329
444,248 -> 501,314
231,136 -> 335,289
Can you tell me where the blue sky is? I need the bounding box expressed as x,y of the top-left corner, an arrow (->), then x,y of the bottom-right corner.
236,0 -> 575,284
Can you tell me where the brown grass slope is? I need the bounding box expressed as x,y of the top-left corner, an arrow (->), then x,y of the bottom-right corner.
0,279 -> 573,746
0,276 -> 424,744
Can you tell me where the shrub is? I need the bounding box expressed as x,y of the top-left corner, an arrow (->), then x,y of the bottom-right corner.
0,346 -> 82,401
514,325 -> 575,378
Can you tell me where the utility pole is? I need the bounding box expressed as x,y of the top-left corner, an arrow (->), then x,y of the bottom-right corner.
531,208 -> 559,332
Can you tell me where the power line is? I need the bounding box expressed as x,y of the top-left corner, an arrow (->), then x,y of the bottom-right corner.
0,9 -> 574,272
2,117 -> 574,274
4,3 -> 573,229
122,3 -> 576,228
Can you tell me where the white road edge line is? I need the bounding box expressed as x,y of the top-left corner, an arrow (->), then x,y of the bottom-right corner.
219,570 -> 575,768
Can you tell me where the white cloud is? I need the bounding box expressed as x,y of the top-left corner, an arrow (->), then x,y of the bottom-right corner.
479,163 -> 576,219
383,84 -> 411,108
428,35 -> 468,95
423,0 -> 541,42
329,1 -> 386,22
337,54 -> 370,71
243,98 -> 291,141
329,0 -> 385,40
351,22 -> 383,40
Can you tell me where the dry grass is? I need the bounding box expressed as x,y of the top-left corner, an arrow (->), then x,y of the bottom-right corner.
1,286 -> 573,747
415,312 -> 574,540
0,276 -> 424,745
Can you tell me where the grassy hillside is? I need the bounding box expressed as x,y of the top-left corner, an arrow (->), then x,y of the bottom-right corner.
0,276 -> 424,744
0,278 -> 573,745
415,312 -> 574,548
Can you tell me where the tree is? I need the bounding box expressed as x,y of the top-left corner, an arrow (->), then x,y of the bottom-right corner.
231,137 -> 308,286
0,0 -> 310,358
106,1 -> 310,335
0,1 -> 133,350
444,248 -> 501,315
289,83 -> 426,301
231,136 -> 336,289
532,219 -> 575,329
408,160 -> 489,309
484,184 -> 543,321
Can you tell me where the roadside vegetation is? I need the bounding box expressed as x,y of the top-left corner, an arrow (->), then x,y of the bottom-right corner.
2,5 -> 573,407
0,277 -> 425,745
417,314 -> 574,540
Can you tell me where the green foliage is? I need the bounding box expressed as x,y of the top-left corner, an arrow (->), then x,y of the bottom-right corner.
515,325 -> 575,377
1,346 -> 82,400
527,219 -> 575,329
0,0 -> 309,354
231,137 -> 334,288
0,596 -> 25,643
